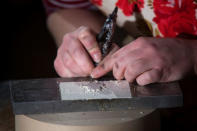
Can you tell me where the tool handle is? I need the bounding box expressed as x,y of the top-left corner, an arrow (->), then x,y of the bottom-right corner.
96,7 -> 118,58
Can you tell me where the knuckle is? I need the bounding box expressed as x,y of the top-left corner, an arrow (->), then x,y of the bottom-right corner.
63,33 -> 73,42
54,58 -> 59,69
155,58 -> 166,70
58,71 -> 67,78
57,46 -> 63,55
78,27 -> 92,39
64,59 -> 73,68
113,73 -> 120,80
135,37 -> 147,46
137,37 -> 146,42
78,26 -> 88,31
54,59 -> 66,77
65,61 -> 72,68
62,52 -> 73,68
113,67 -> 120,80
72,44 -> 85,56
124,69 -> 134,82
147,45 -> 158,55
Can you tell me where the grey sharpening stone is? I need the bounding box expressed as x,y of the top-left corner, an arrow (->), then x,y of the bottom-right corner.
9,77 -> 183,114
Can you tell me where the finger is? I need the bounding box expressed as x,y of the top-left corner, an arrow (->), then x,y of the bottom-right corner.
91,43 -> 119,78
112,49 -> 146,80
77,26 -> 102,63
68,38 -> 94,74
54,56 -> 75,77
124,59 -> 152,83
61,50 -> 88,76
136,69 -> 162,86
113,62 -> 125,80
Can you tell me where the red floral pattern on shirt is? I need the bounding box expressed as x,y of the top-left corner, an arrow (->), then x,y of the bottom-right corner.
116,0 -> 144,16
153,0 -> 197,37
90,0 -> 102,6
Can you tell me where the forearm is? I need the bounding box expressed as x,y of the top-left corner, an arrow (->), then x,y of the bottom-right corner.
47,9 -> 105,47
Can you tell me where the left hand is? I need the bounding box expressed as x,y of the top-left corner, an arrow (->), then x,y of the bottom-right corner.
91,37 -> 196,85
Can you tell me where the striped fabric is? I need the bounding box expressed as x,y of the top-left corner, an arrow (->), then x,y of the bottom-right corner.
42,0 -> 95,15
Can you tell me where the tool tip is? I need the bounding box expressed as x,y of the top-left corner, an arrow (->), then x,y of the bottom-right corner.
111,7 -> 118,18
114,6 -> 118,14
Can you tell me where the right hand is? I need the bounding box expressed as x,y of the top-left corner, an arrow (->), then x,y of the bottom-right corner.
54,26 -> 102,77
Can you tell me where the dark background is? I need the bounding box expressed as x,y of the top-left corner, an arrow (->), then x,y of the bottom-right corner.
2,0 -> 57,81
1,0 -> 197,131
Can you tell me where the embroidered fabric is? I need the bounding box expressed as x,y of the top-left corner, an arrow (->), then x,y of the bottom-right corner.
42,0 -> 197,37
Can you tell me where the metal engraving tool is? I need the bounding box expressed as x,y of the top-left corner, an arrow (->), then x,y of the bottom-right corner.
96,7 -> 118,58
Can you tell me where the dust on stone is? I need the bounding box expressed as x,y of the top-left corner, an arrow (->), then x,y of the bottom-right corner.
79,80 -> 107,94
80,85 -> 100,93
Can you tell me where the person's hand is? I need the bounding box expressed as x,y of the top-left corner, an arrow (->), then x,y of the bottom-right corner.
54,26 -> 102,77
91,37 -> 196,85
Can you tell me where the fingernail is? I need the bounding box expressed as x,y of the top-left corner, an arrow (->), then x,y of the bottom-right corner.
93,53 -> 101,63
